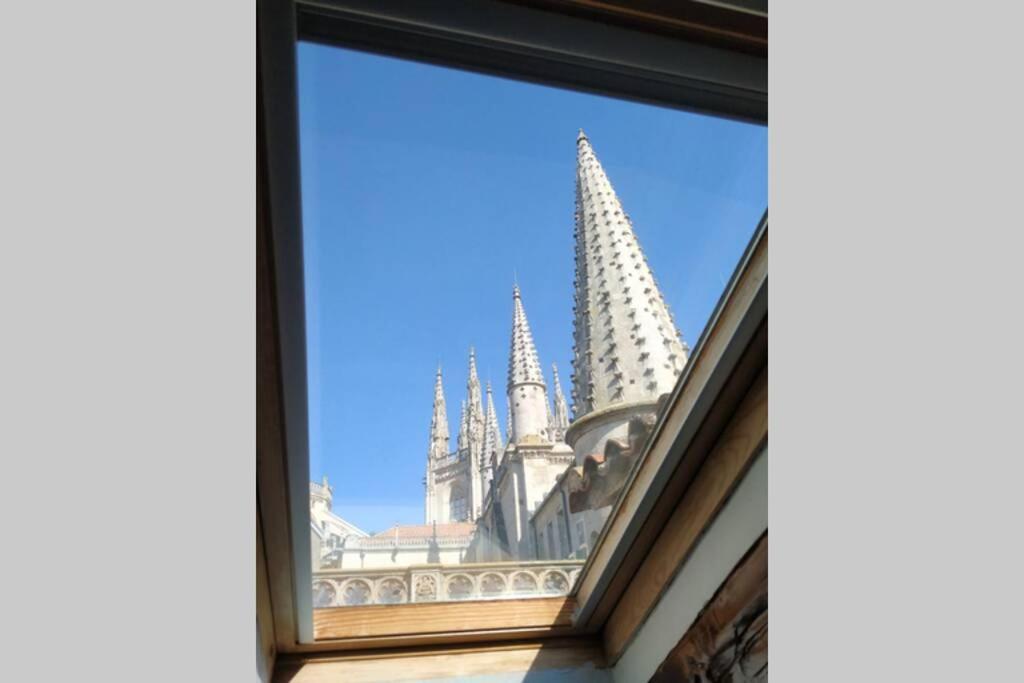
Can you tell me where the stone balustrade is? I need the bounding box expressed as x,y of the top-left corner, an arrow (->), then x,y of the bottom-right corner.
312,559 -> 585,608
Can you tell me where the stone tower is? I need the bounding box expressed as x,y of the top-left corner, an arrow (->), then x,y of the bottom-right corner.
465,348 -> 486,518
507,284 -> 551,443
481,381 -> 503,496
566,129 -> 689,459
424,366 -> 449,523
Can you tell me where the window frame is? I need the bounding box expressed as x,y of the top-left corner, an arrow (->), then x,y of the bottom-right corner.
258,0 -> 767,657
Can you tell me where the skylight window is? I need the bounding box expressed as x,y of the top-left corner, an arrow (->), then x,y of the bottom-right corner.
297,41 -> 766,612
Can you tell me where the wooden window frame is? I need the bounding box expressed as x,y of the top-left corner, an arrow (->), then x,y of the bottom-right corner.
258,0 -> 767,662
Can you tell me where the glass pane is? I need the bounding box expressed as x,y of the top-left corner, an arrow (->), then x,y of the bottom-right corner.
298,42 -> 766,608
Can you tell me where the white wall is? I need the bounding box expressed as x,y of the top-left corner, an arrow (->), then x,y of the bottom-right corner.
611,447 -> 768,683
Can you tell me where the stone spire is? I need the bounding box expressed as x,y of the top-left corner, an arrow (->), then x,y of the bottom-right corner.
571,130 -> 688,417
549,362 -> 570,441
507,284 -> 550,443
456,399 -> 468,451
465,347 -> 485,518
428,365 -> 449,459
481,381 -> 503,493
426,365 -> 449,523
466,347 -> 485,443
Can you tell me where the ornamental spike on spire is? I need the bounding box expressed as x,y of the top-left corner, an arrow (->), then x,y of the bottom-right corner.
571,132 -> 688,417
428,365 -> 449,459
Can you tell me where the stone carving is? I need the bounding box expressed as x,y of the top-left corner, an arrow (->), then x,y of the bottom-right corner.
541,570 -> 569,594
446,574 -> 474,600
377,578 -> 407,604
511,571 -> 538,594
341,579 -> 372,606
314,560 -> 582,606
414,575 -> 437,602
479,573 -> 506,597
312,581 -> 336,608
566,399 -> 665,513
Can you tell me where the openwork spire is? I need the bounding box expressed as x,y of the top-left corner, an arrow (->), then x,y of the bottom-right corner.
507,285 -> 546,392
428,366 -> 449,459
571,131 -> 688,417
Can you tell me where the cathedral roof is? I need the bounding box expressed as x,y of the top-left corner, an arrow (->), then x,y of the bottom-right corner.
570,131 -> 688,417
372,522 -> 476,539
507,284 -> 546,391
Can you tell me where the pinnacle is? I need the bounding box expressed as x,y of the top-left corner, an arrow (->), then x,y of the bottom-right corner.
428,365 -> 450,457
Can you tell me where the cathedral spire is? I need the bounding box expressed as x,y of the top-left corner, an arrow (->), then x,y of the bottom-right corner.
571,132 -> 688,417
425,365 -> 449,524
550,362 -> 570,440
428,365 -> 449,458
465,347 -> 485,518
481,381 -> 503,492
507,284 -> 550,443
457,399 -> 468,451
508,285 -> 545,389
466,347 -> 484,439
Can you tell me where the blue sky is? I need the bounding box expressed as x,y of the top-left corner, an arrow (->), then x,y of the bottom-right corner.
297,41 -> 767,533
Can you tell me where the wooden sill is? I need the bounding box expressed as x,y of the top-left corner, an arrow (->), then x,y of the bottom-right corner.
313,596 -> 576,642
274,637 -> 606,682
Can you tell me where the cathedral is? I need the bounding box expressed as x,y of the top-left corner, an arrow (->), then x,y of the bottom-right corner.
311,130 -> 689,573
422,129 -> 690,565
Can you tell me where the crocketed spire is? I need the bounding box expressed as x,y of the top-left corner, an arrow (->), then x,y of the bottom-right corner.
465,347 -> 485,518
507,284 -> 550,443
481,381 -> 503,488
428,365 -> 449,459
571,131 -> 688,417
466,347 -> 485,443
456,399 -> 468,451
508,285 -> 546,391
